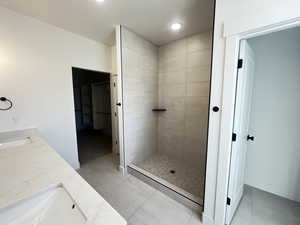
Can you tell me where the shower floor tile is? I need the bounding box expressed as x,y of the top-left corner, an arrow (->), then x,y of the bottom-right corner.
135,153 -> 205,201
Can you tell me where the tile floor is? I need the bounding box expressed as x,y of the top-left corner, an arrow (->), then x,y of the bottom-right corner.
231,185 -> 300,225
78,154 -> 202,225
134,153 -> 205,200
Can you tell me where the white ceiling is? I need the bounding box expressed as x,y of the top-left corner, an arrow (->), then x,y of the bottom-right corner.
0,0 -> 214,46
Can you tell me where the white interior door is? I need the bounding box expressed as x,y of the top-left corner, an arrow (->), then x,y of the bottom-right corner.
226,40 -> 255,224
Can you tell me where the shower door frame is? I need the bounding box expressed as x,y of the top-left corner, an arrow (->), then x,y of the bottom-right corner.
117,23 -> 216,207
115,25 -> 126,174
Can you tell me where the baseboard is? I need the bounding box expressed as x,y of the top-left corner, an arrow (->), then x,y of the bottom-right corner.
73,160 -> 80,170
118,165 -> 126,175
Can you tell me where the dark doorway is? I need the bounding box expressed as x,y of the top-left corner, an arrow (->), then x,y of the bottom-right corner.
72,67 -> 112,165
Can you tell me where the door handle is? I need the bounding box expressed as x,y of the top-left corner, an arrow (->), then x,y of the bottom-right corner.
116,102 -> 121,106
247,135 -> 254,141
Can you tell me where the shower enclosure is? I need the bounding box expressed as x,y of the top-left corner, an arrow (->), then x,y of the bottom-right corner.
120,26 -> 212,205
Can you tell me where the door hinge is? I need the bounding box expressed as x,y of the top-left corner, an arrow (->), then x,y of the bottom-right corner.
232,133 -> 237,142
227,197 -> 231,205
114,82 -> 116,87
238,59 -> 243,69
114,112 -> 117,116
247,135 -> 254,141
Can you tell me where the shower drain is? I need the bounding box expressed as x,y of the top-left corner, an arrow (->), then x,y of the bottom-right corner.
170,170 -> 176,174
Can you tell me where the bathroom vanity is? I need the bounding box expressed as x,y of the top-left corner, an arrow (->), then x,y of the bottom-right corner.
0,131 -> 126,225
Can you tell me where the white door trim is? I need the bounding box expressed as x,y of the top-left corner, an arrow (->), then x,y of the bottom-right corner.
115,25 -> 126,174
110,74 -> 119,154
213,17 -> 300,225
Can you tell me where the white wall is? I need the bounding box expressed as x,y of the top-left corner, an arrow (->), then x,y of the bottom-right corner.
245,28 -> 300,202
157,32 -> 211,172
0,7 -> 111,168
205,0 -> 300,224
121,27 -> 159,165
111,46 -> 117,75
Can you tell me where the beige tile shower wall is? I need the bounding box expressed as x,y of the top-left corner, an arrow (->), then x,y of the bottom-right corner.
158,31 -> 212,170
121,27 -> 159,165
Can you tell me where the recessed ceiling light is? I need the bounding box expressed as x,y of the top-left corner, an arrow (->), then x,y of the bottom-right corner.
96,0 -> 105,2
171,23 -> 182,31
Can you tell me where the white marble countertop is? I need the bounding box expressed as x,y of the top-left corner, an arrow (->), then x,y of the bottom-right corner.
0,134 -> 126,225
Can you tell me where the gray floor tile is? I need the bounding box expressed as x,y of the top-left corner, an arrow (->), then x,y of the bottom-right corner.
130,191 -> 193,225
188,212 -> 203,225
231,186 -> 300,225
79,153 -> 201,224
128,215 -> 146,225
103,183 -> 148,219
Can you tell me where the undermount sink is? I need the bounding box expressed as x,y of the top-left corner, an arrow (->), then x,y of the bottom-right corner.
0,137 -> 32,150
0,184 -> 87,225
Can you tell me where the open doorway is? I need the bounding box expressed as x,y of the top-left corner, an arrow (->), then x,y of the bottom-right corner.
72,67 -> 117,166
226,27 -> 300,225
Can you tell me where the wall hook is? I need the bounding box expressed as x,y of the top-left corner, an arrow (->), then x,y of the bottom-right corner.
0,97 -> 13,111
